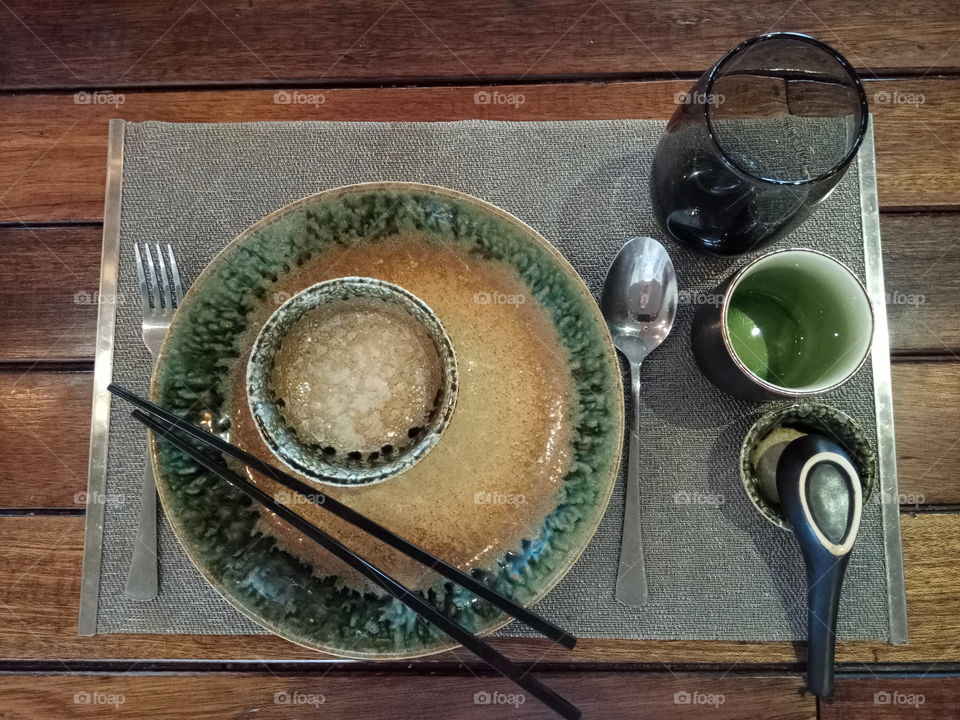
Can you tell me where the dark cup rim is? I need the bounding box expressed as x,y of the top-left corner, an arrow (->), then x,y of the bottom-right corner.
719,247 -> 875,397
703,32 -> 869,188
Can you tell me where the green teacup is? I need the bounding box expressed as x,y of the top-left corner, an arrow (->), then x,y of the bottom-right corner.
692,249 -> 874,400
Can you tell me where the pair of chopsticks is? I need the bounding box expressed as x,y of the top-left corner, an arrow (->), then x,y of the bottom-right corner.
109,384 -> 580,720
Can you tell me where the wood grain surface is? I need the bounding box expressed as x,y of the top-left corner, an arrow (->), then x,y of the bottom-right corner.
823,677 -> 960,719
0,673 -> 814,719
0,0 -> 958,89
0,227 -> 100,363
0,78 -> 958,224
0,362 -> 954,509
881,214 -> 960,355
1,7 -> 959,716
0,213 -> 956,364
0,513 -> 956,665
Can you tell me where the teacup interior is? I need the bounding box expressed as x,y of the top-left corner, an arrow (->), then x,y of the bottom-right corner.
724,250 -> 873,393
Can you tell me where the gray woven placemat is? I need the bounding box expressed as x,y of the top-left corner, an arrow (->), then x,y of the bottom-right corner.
87,118 -> 900,642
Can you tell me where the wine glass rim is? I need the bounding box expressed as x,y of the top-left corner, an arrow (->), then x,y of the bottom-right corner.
703,32 -> 870,187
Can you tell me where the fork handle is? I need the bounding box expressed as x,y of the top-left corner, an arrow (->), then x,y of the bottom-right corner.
125,454 -> 158,601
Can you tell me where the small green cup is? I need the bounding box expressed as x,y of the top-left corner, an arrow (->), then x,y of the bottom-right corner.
692,249 -> 874,400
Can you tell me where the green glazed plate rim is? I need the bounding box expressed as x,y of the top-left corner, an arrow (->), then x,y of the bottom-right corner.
149,182 -> 624,659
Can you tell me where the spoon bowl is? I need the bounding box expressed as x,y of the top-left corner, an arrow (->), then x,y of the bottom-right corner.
601,236 -> 679,363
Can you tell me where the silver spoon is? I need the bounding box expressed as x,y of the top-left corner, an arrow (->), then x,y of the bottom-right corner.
600,236 -> 678,606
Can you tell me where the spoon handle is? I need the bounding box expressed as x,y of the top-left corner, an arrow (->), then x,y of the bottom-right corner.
616,361 -> 649,606
776,435 -> 862,697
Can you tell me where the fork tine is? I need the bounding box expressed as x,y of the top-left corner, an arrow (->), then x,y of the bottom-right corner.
143,242 -> 161,310
166,244 -> 185,306
134,244 -> 151,312
153,243 -> 169,311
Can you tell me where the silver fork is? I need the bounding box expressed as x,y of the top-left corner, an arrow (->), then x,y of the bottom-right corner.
125,243 -> 185,601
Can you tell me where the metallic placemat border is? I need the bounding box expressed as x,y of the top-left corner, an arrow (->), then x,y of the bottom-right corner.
78,116 -> 907,644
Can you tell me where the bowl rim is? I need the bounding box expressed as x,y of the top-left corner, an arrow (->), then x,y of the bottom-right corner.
246,275 -> 460,486
738,401 -> 877,531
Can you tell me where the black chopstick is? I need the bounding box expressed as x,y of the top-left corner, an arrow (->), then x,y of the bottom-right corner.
108,382 -> 575,650
131,408 -> 580,720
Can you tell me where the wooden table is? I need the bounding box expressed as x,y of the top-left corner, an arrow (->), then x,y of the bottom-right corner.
1,3 -> 958,718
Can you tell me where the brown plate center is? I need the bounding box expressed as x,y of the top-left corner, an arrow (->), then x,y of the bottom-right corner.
225,233 -> 576,591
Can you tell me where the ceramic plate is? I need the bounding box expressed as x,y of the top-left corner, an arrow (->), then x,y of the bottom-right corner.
150,182 -> 624,658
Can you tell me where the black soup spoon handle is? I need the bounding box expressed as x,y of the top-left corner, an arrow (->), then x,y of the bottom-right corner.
776,434 -> 863,698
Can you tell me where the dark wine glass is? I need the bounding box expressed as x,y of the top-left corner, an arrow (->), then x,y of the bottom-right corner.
651,33 -> 869,256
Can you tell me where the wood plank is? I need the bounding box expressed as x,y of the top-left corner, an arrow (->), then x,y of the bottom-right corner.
0,673 -> 813,719
0,363 -> 956,510
882,214 -> 960,354
0,212 -> 956,363
893,362 -> 960,505
871,82 -> 960,211
0,226 -> 100,362
823,676 -> 960,719
0,78 -> 957,223
0,512 -> 954,664
0,0 -> 957,89
0,371 -> 90,508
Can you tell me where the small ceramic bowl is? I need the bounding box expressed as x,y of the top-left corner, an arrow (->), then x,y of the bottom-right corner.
739,401 -> 877,530
247,277 -> 459,486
